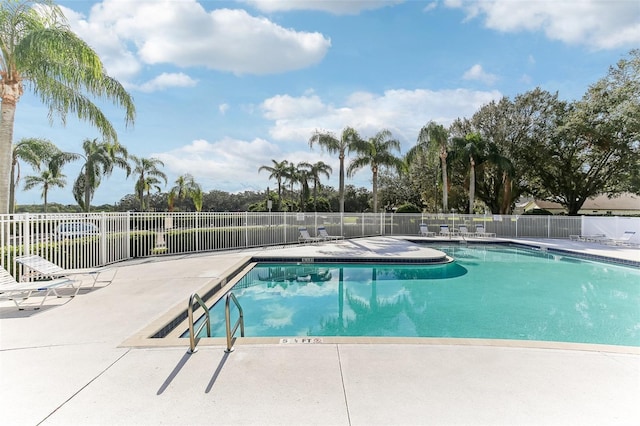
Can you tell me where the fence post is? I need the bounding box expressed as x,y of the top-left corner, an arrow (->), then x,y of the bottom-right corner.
245,212 -> 249,248
283,211 -> 287,244
548,215 -> 551,239
100,212 -> 107,265
23,213 -> 30,257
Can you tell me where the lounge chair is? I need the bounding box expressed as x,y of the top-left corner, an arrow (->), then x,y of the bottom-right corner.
317,226 -> 343,241
475,225 -> 496,237
15,254 -> 109,288
298,227 -> 322,244
570,234 -> 606,242
419,223 -> 435,237
602,231 -> 636,246
1,264 -> 79,310
439,225 -> 452,237
457,225 -> 475,237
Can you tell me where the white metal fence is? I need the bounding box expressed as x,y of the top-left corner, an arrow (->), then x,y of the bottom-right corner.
2,212 -> 637,279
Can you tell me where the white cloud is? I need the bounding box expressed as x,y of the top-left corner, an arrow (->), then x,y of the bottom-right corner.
242,0 -> 404,15
462,64 -> 498,85
153,137 -> 316,192
134,73 -> 198,93
423,2 -> 438,13
444,0 -> 640,50
61,0 -> 331,83
219,103 -> 230,114
260,88 -> 502,147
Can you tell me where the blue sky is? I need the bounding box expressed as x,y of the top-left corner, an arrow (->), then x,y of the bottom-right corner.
14,0 -> 640,206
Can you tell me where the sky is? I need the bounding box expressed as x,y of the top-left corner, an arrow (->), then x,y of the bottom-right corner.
13,0 -> 640,207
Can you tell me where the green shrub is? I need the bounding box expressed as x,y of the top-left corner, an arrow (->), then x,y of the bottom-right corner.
395,203 -> 421,213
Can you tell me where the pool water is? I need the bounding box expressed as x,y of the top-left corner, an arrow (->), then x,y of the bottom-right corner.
192,245 -> 640,346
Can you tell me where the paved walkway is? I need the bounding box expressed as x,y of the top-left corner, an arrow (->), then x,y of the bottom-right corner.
1,237 -> 639,425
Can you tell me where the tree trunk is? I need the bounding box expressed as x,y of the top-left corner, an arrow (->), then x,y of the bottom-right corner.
84,169 -> 91,212
339,151 -> 345,213
44,185 -> 49,213
372,165 -> 378,213
440,151 -> 448,212
0,99 -> 17,215
469,157 -> 475,214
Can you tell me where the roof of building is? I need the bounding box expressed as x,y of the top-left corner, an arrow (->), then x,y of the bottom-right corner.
530,193 -> 640,211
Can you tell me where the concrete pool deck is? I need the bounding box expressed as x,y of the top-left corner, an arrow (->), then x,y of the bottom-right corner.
1,237 -> 639,425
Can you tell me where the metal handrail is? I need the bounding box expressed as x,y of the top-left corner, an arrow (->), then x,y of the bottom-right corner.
187,293 -> 211,354
225,292 -> 244,352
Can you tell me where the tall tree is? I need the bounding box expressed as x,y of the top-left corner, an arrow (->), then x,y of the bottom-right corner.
0,0 -> 135,214
65,138 -> 130,212
131,156 -> 167,211
23,168 -> 65,212
309,127 -> 360,213
10,137 -> 58,213
307,161 -> 332,212
524,50 -> 640,214
347,129 -> 404,213
451,133 -> 485,214
169,173 -> 201,211
416,122 -> 450,211
258,159 -> 289,210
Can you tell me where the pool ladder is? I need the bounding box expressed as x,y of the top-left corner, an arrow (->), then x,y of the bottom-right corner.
187,292 -> 244,354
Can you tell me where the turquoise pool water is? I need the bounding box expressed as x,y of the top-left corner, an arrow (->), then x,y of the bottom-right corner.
191,245 -> 640,346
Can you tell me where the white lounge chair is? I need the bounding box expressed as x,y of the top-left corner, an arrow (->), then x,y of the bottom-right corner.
15,254 -> 110,288
317,226 -> 343,241
1,264 -> 79,310
602,231 -> 636,246
457,225 -> 475,237
419,223 -> 435,237
475,225 -> 496,237
439,225 -> 452,236
298,227 -> 322,244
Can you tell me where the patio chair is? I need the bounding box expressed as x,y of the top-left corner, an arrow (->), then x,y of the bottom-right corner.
317,226 -> 343,241
439,225 -> 452,236
298,227 -> 323,244
457,225 -> 476,237
419,223 -> 435,237
1,264 -> 79,310
15,254 -> 110,288
475,225 -> 496,237
602,231 -> 636,246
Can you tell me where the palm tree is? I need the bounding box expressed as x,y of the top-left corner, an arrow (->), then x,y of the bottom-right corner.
169,174 -> 201,211
23,168 -> 65,213
307,161 -> 332,212
417,122 -> 450,211
131,156 -> 167,211
282,162 -> 299,210
64,138 -> 131,212
347,129 -> 404,213
192,187 -> 204,212
309,127 -> 360,213
258,159 -> 289,209
452,133 -> 484,214
0,0 -> 135,214
10,137 -> 59,213
295,162 -> 313,212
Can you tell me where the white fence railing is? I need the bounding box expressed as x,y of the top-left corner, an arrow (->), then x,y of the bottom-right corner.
1,212 -> 636,279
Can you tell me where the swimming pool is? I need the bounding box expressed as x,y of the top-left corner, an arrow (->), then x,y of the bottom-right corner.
188,245 -> 640,347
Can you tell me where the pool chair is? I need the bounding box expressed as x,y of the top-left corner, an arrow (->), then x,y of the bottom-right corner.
457,225 -> 476,237
317,226 -> 343,241
475,225 -> 496,238
439,225 -> 453,237
602,231 -> 636,246
1,264 -> 79,310
419,224 -> 435,237
15,254 -> 110,288
298,227 -> 323,244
